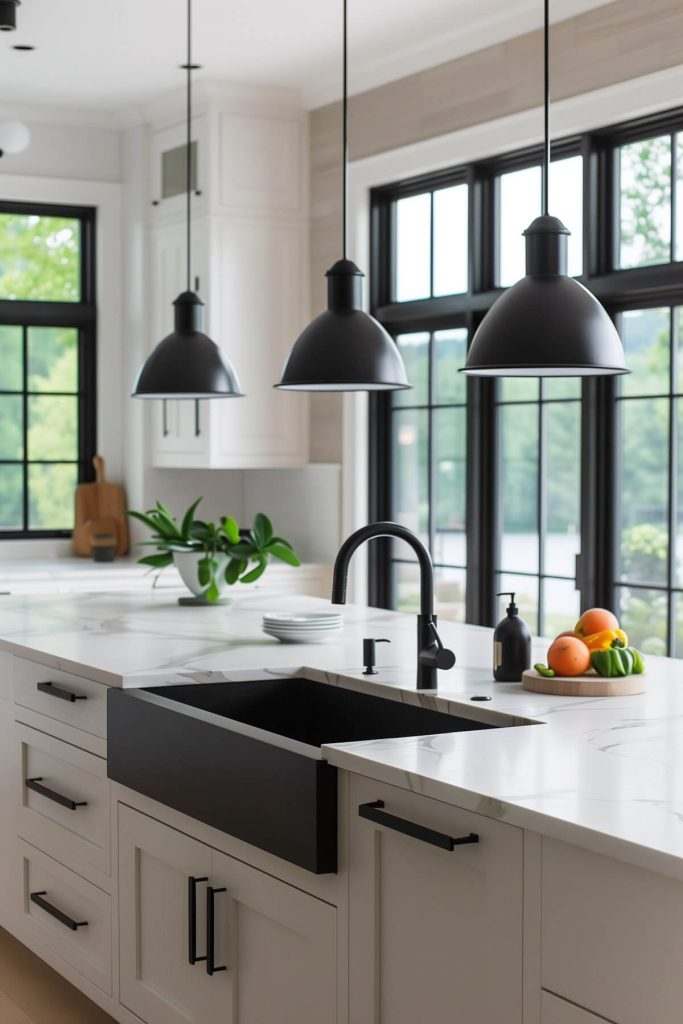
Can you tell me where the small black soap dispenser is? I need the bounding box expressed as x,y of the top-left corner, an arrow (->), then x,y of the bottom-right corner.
493,592 -> 531,682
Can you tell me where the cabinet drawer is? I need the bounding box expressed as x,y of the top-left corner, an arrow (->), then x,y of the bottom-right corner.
15,838 -> 111,995
541,991 -> 615,1023
13,657 -> 107,740
15,723 -> 110,877
542,838 -> 683,1024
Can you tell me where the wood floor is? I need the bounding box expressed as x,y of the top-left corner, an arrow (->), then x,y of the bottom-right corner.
0,928 -> 116,1024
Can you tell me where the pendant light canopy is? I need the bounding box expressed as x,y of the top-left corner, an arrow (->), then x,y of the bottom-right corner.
276,0 -> 410,392
462,0 -> 628,378
132,0 -> 243,399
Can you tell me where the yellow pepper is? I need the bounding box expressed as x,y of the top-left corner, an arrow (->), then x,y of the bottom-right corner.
580,628 -> 628,652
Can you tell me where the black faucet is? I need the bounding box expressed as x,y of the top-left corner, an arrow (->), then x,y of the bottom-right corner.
331,522 -> 456,690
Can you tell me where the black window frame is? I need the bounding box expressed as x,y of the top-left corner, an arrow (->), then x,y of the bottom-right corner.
369,104 -> 683,650
0,200 -> 97,539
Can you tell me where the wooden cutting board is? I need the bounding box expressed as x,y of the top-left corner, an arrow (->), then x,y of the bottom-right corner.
72,456 -> 129,557
522,668 -> 646,697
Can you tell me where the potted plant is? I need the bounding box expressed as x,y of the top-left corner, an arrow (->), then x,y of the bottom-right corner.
128,498 -> 301,604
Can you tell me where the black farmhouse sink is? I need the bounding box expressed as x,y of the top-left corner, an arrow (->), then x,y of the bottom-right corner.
108,676 -> 506,874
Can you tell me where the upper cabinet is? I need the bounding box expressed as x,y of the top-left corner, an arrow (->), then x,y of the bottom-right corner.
147,96 -> 310,469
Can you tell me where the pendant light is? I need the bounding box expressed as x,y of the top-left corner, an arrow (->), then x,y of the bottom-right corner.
132,0 -> 243,399
462,0 -> 628,377
0,1 -> 19,32
275,0 -> 410,392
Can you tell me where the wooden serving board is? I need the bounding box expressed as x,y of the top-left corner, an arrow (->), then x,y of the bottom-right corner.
72,455 -> 129,557
522,669 -> 647,697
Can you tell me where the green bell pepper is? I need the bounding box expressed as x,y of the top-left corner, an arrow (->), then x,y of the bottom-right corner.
590,646 -> 644,678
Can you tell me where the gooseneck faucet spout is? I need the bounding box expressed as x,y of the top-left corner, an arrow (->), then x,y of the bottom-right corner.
332,521 -> 455,690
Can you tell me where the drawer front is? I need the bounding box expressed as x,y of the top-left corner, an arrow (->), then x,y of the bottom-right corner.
15,723 -> 110,877
15,838 -> 112,995
542,838 -> 683,1024
13,657 -> 107,739
541,991 -> 616,1023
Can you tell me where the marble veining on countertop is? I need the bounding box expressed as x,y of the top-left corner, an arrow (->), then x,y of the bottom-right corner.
2,589 -> 683,878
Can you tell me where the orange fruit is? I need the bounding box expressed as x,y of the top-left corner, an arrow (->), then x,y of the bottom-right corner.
547,635 -> 591,677
575,608 -> 619,637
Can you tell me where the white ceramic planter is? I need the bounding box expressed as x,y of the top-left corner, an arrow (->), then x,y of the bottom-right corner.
174,550 -> 231,601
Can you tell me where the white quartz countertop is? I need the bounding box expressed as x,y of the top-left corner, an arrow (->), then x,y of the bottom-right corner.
2,589 -> 683,879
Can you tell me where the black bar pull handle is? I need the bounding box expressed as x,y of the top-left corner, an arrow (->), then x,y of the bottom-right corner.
37,681 -> 86,703
359,800 -> 478,851
188,875 -> 208,965
30,891 -> 88,931
206,886 -> 227,975
25,777 -> 87,811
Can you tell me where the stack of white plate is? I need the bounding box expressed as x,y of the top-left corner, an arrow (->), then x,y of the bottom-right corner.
262,611 -> 343,644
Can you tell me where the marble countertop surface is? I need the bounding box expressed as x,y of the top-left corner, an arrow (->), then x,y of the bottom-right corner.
2,589 -> 683,878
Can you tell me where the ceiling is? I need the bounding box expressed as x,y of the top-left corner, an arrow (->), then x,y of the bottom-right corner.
0,0 -> 615,117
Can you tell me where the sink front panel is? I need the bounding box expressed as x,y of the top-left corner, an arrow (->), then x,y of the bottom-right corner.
107,687 -> 337,874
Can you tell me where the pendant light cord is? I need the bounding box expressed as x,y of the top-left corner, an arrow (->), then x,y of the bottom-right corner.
186,0 -> 192,292
342,0 -> 348,260
542,0 -> 550,215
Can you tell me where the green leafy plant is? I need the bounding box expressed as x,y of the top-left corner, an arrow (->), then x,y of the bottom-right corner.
127,499 -> 301,602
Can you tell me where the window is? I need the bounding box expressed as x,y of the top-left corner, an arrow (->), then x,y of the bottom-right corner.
0,202 -> 96,537
370,107 -> 683,654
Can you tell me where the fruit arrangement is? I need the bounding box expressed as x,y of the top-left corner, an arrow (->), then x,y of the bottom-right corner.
534,608 -> 645,679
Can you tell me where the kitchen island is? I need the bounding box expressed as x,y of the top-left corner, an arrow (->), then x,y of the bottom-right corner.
1,589 -> 682,1024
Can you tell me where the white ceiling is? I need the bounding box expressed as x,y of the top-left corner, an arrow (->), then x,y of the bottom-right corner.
0,0 -> 615,117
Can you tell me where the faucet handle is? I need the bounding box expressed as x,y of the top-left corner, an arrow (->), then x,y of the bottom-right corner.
427,622 -> 456,671
363,638 -> 390,676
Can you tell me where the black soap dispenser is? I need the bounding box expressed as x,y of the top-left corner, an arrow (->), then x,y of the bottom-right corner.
493,592 -> 531,682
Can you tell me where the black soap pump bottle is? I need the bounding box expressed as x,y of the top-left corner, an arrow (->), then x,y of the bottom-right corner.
493,592 -> 531,682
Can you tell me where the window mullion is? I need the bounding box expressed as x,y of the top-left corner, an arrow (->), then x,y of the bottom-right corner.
668,306 -> 678,654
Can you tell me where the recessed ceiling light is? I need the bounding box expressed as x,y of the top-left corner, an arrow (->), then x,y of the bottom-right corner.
12,44 -> 34,50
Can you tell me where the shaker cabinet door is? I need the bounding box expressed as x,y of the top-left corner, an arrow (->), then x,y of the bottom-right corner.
348,774 -> 524,1024
118,805 -> 228,1024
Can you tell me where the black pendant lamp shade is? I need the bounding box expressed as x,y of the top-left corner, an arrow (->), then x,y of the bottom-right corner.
132,0 -> 242,399
462,0 -> 628,378
277,259 -> 410,391
0,0 -> 19,31
276,0 -> 410,392
463,215 -> 628,376
133,292 -> 242,398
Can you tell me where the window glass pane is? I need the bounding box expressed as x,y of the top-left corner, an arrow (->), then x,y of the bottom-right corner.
500,379 -> 539,403
27,396 -> 78,461
0,464 -> 23,530
542,578 -> 580,640
496,573 -> 539,636
620,308 -> 669,397
28,327 -> 78,393
544,378 -> 581,400
435,567 -> 466,623
28,463 -> 77,531
391,409 -> 429,543
550,156 -> 583,278
0,396 -> 23,460
393,561 -> 421,615
434,407 -> 466,563
0,326 -> 23,391
616,585 -> 667,656
434,328 -> 467,405
392,332 -> 429,406
0,213 -> 80,301
394,193 -> 431,301
498,166 -> 541,287
545,401 -> 581,577
618,397 -> 669,585
499,404 -> 539,573
673,592 -> 683,658
619,135 -> 671,269
433,184 -> 468,296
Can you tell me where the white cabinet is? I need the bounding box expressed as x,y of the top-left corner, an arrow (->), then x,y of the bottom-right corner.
348,774 -> 524,1024
118,804 -> 337,1024
148,102 -> 310,470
